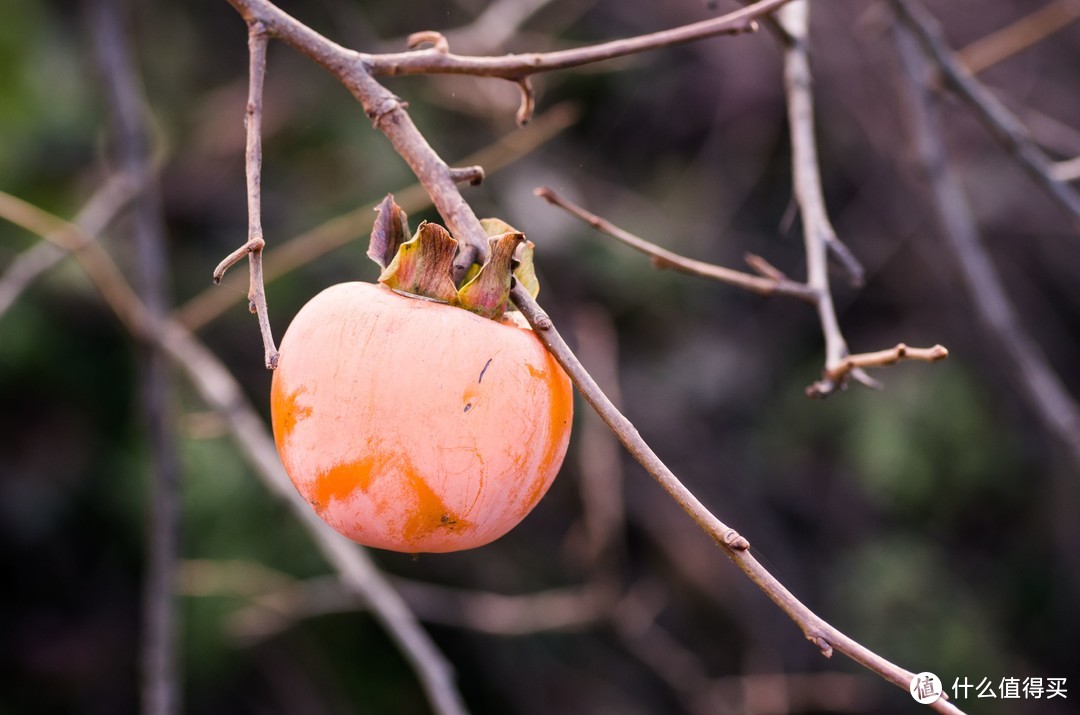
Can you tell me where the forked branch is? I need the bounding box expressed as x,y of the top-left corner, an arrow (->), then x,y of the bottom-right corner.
535,186 -> 946,397
215,21 -> 278,369
0,195 -> 468,715
535,187 -> 817,301
892,0 -> 1080,227
510,285 -> 963,715
214,0 -> 964,709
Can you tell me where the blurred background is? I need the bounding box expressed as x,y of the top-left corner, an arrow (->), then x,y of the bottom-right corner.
1,0 -> 1078,713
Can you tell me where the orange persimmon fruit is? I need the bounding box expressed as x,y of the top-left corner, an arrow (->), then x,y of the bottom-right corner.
270,281 -> 573,553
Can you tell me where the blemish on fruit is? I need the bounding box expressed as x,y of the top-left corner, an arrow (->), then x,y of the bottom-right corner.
478,357 -> 493,383
402,469 -> 475,544
463,403 -> 472,413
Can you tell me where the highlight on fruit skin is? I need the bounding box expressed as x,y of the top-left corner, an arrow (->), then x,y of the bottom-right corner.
270,281 -> 573,553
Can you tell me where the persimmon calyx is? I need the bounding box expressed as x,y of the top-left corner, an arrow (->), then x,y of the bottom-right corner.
481,217 -> 540,301
368,193 -> 541,317
457,232 -> 524,318
368,194 -> 412,270
378,222 -> 459,303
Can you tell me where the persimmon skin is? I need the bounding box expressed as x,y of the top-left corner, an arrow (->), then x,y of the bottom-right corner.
270,282 -> 573,553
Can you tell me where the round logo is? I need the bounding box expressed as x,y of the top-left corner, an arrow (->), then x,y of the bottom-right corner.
909,672 -> 943,704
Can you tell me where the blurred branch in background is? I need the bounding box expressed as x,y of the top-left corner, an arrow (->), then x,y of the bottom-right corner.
89,0 -> 182,713
893,0 -> 1080,227
0,196 -> 468,715
175,102 -> 578,331
177,558 -> 877,715
892,15 -> 1080,469
775,1 -> 874,398
5,1 -> 1080,713
211,0 -> 966,709
956,0 -> 1080,76
0,175 -> 135,322
534,187 -> 947,395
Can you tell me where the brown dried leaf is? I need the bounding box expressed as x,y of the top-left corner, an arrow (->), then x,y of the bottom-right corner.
367,194 -> 411,270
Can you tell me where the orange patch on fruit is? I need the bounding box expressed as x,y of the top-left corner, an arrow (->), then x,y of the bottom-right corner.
310,458 -> 376,514
270,383 -> 312,448
401,469 -> 476,546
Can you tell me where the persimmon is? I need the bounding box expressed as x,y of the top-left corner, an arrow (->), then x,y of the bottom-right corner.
270,280 -> 573,553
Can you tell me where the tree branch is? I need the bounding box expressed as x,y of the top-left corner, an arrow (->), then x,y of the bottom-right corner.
535,186 -> 817,301
776,1 -> 875,398
0,195 -> 469,715
214,21 -> 278,368
90,1 -> 181,713
211,1 -> 964,708
365,0 -> 792,79
892,0 -> 1080,227
225,0 -> 492,272
509,284 -> 964,714
177,102 -> 576,330
893,16 -> 1080,468
956,0 -> 1080,76
534,186 -> 945,398
0,174 -> 135,323
807,343 -> 949,398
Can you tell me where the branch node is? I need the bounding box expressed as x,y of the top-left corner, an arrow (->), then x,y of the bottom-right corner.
213,236 -> 265,284
515,78 -> 535,126
449,165 -> 485,186
407,30 -> 449,54
807,343 -> 949,398
723,529 -> 750,551
744,252 -> 788,282
810,634 -> 834,658
368,95 -> 407,130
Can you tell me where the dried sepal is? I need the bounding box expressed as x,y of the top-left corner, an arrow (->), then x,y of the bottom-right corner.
367,194 -> 411,271
378,221 -> 459,303
512,239 -> 540,299
480,217 -> 518,237
457,232 -> 524,319
480,217 -> 539,300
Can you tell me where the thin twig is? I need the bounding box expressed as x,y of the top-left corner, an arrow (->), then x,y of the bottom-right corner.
216,21 -> 279,369
0,196 -> 470,715
365,0 -> 791,79
774,4 -> 866,288
216,1 -> 964,708
535,187 -> 945,398
226,0 -> 493,272
177,102 -> 577,330
182,559 -> 872,714
509,284 -> 965,715
807,343 -> 949,398
893,18 -> 1080,468
177,559 -> 608,641
956,0 -> 1080,76
90,1 -> 181,713
535,187 -> 817,302
777,2 -> 874,397
0,174 -> 135,322
892,0 -> 1080,227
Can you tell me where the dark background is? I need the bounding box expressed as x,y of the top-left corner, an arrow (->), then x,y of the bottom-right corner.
1,0 -> 1078,713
